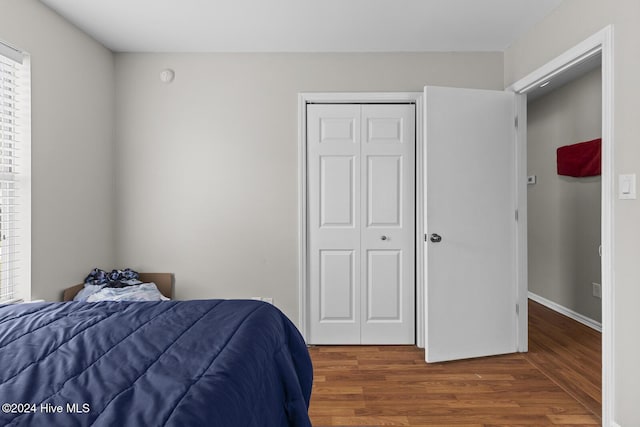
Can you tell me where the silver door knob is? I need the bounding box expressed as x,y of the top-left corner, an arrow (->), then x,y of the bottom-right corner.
380,235 -> 389,241
430,233 -> 442,243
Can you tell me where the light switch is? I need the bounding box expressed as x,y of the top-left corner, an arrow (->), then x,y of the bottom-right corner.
619,174 -> 636,199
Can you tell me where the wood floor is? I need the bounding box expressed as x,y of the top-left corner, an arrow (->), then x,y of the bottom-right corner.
307,300 -> 601,426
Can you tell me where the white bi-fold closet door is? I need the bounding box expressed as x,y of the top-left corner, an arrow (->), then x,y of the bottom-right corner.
307,103 -> 415,345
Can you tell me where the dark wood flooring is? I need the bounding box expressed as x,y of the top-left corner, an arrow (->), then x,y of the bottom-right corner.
525,300 -> 601,418
307,299 -> 602,426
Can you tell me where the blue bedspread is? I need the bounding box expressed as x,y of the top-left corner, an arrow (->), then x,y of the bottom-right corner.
0,300 -> 313,426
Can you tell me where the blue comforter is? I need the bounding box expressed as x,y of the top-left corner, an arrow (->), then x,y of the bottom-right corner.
0,300 -> 313,426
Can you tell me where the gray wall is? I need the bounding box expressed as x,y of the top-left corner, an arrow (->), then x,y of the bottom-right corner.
505,0 -> 640,424
527,68 -> 602,322
0,0 -> 115,302
114,52 -> 504,323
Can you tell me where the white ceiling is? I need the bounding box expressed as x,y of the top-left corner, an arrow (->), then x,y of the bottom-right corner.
39,0 -> 563,53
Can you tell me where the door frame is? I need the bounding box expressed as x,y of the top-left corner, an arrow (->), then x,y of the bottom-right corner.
298,92 -> 425,347
507,26 -> 614,425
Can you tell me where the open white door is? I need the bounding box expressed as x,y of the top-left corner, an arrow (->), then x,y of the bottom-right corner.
425,86 -> 517,363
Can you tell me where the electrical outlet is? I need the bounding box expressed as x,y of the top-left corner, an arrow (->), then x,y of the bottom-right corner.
592,282 -> 602,299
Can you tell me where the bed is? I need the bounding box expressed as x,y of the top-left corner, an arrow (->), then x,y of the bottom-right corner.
0,273 -> 313,427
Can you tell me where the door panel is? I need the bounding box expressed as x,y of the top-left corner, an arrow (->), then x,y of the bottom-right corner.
319,117 -> 357,144
425,86 -> 516,362
319,155 -> 355,228
319,250 -> 356,321
367,156 -> 402,227
308,103 -> 415,345
365,117 -> 404,144
366,250 -> 402,321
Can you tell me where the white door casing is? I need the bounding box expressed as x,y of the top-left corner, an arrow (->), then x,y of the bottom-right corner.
307,103 -> 415,345
424,86 -> 517,362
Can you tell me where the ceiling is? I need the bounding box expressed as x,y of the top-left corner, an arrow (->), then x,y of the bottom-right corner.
39,0 -> 563,53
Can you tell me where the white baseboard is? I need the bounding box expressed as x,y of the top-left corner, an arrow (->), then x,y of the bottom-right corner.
611,422 -> 621,427
528,292 -> 602,332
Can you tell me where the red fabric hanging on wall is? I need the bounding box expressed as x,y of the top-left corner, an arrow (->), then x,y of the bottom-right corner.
556,138 -> 601,177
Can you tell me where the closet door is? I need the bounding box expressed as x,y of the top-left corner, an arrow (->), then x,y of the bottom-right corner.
360,105 -> 415,344
307,104 -> 361,344
307,104 -> 415,345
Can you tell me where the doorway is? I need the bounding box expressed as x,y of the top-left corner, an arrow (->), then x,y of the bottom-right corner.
297,92 -> 425,346
527,54 -> 602,327
526,54 -> 603,417
306,103 -> 415,344
510,26 -> 613,424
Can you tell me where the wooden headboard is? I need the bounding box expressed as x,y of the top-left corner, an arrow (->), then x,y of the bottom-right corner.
62,273 -> 174,302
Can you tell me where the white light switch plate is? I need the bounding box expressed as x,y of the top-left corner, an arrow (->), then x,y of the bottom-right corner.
619,174 -> 636,199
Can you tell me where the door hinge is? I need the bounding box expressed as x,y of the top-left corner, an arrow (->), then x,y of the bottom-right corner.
516,303 -> 520,315
515,209 -> 519,221
424,233 -> 428,242
515,116 -> 519,129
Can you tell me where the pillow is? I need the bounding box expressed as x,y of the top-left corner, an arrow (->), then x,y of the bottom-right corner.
85,282 -> 169,303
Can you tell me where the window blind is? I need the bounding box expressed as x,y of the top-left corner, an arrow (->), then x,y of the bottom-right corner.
0,42 -> 29,303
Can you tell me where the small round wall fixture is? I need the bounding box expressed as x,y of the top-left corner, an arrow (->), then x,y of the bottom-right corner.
159,68 -> 175,84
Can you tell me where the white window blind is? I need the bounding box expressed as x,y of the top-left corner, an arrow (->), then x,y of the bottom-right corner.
0,41 -> 30,303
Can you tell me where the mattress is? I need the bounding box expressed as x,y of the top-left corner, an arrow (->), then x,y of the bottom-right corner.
0,299 -> 312,426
